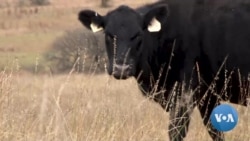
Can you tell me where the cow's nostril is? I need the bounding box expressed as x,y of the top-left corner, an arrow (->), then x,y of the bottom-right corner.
114,64 -> 130,71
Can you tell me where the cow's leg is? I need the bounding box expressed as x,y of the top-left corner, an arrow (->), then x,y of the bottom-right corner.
197,94 -> 224,141
168,89 -> 195,141
168,106 -> 192,141
168,59 -> 199,141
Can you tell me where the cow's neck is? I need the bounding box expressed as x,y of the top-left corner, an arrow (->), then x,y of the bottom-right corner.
135,55 -> 167,94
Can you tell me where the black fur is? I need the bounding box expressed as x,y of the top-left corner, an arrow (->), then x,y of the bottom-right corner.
78,0 -> 250,140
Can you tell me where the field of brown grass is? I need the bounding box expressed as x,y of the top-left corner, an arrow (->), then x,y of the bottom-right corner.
0,71 -> 249,141
0,0 -> 250,141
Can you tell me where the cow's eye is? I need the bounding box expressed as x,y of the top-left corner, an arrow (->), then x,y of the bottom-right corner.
106,34 -> 114,41
131,33 -> 141,41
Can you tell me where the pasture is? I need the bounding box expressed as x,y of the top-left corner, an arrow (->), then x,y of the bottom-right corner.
0,72 -> 249,141
0,0 -> 249,141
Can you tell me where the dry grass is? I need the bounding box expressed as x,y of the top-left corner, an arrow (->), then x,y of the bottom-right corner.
0,71 -> 168,141
0,70 -> 249,141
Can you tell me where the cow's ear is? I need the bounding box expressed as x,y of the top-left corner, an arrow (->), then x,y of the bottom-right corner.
78,10 -> 104,33
143,5 -> 168,32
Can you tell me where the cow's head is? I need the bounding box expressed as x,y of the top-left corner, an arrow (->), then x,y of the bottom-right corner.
78,4 -> 168,79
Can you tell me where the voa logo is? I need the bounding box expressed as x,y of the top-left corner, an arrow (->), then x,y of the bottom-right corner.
210,104 -> 238,132
214,113 -> 235,123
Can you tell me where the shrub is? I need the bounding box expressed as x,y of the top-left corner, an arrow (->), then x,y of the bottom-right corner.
18,0 -> 50,7
101,0 -> 110,8
45,28 -> 106,74
30,0 -> 50,6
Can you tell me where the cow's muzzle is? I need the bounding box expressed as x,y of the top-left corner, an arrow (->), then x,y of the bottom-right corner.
112,64 -> 132,79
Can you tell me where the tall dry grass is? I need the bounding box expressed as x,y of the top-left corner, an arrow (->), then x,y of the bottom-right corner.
0,68 -> 249,141
0,70 -> 168,141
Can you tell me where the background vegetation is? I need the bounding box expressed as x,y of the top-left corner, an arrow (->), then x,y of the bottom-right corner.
45,29 -> 106,73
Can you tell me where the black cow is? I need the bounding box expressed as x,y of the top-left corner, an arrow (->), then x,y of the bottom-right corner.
78,0 -> 250,141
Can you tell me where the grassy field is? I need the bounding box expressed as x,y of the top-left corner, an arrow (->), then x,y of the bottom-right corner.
0,0 -> 249,141
0,72 -> 249,141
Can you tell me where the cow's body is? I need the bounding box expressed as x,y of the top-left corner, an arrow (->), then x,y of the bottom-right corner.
78,0 -> 250,140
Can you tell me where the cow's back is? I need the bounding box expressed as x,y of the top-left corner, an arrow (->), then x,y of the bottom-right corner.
200,0 -> 250,75
161,0 -> 250,74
